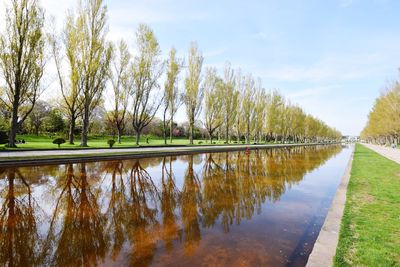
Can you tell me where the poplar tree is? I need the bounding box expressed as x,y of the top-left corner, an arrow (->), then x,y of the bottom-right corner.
131,24 -> 164,145
0,0 -> 46,147
222,62 -> 238,143
163,47 -> 182,144
72,0 -> 112,147
108,40 -> 131,144
184,42 -> 204,145
203,67 -> 223,143
243,74 -> 255,144
49,16 -> 83,145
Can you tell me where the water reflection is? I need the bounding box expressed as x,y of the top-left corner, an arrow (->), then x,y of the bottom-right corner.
0,168 -> 43,267
0,145 -> 345,266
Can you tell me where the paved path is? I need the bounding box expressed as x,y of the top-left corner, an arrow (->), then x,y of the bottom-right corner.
363,143 -> 400,164
0,143 -> 317,160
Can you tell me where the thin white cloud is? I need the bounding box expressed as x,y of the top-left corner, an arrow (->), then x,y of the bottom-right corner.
106,0 -> 210,27
286,86 -> 333,99
339,0 -> 359,8
254,51 -> 399,83
203,48 -> 227,58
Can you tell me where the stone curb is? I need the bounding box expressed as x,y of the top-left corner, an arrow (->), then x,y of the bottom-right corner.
306,145 -> 354,267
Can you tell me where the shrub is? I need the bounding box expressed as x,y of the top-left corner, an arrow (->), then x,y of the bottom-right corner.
212,142 -> 216,144
224,141 -> 228,144
0,131 -> 8,144
242,141 -> 246,144
198,141 -> 203,144
107,139 -> 116,148
233,141 -> 237,144
53,138 -> 66,148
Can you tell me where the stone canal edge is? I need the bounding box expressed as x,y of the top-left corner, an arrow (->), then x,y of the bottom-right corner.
306,145 -> 354,267
0,143 -> 339,167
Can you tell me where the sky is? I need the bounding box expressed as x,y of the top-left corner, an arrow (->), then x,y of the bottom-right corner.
1,0 -> 400,136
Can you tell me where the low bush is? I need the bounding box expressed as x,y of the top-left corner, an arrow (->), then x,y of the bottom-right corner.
107,139 -> 116,148
198,141 -> 203,144
52,138 -> 66,148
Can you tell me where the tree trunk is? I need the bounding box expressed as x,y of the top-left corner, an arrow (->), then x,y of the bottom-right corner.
170,115 -> 174,143
163,112 -> 167,145
80,105 -> 89,147
35,125 -> 39,136
208,131 -> 213,144
135,131 -> 140,145
69,117 -> 76,145
8,98 -> 19,147
189,116 -> 194,145
246,121 -> 250,144
225,121 -> 229,143
117,127 -> 122,144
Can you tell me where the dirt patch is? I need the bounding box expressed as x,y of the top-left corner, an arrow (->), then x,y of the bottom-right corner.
362,194 -> 376,203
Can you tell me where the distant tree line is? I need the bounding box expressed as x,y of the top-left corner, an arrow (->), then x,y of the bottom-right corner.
0,0 -> 341,147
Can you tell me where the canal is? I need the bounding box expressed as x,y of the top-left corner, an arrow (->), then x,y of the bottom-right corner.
0,145 -> 352,266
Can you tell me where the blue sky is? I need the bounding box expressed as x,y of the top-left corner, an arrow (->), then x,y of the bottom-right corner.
3,0 -> 400,135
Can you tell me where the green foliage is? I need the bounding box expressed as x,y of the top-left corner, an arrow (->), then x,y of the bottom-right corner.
334,144 -> 400,266
0,117 -> 8,132
0,131 -> 8,144
361,83 -> 400,143
52,138 -> 66,148
107,139 -> 116,148
0,0 -> 46,147
198,141 -> 203,144
44,110 -> 65,133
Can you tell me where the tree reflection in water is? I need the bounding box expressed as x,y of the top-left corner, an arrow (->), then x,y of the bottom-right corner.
0,168 -> 43,267
0,145 -> 343,266
181,155 -> 202,255
45,163 -> 107,267
160,157 -> 180,252
103,161 -> 127,260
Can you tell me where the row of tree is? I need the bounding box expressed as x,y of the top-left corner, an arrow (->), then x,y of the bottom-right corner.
361,81 -> 400,145
202,67 -> 341,144
0,0 -> 341,147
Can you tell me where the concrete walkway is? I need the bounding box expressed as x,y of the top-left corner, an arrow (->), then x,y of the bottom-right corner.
0,143 -> 325,162
307,145 -> 354,267
363,143 -> 400,164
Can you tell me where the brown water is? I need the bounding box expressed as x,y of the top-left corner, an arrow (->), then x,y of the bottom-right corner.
0,145 -> 351,267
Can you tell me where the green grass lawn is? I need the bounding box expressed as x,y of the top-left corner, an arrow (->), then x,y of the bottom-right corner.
334,144 -> 400,266
0,134 -> 252,150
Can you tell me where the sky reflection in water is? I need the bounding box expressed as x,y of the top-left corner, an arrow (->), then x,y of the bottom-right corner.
0,145 -> 351,267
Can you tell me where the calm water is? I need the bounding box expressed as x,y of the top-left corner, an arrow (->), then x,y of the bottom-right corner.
0,145 -> 351,267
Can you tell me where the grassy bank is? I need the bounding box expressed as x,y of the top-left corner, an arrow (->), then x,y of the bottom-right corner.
0,134 -> 248,150
334,144 -> 400,266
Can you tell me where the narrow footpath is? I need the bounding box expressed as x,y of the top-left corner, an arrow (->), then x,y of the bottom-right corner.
363,143 -> 400,164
